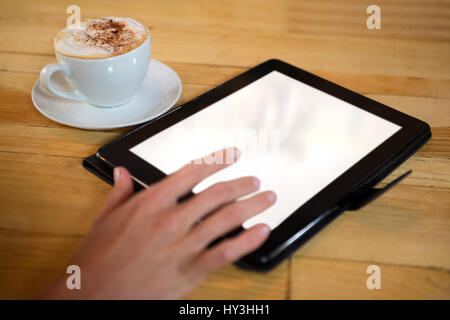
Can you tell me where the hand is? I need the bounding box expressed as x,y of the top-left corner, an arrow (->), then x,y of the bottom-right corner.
41,148 -> 276,299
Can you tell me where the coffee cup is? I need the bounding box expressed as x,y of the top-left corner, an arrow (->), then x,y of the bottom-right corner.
40,18 -> 151,107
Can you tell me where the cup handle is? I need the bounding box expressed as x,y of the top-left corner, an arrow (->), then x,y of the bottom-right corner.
39,63 -> 89,102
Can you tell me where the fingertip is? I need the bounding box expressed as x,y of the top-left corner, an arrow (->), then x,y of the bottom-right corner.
241,224 -> 271,254
251,176 -> 261,189
256,223 -> 271,238
98,167 -> 133,220
234,147 -> 241,160
114,167 -> 131,187
265,190 -> 277,203
113,167 -> 121,185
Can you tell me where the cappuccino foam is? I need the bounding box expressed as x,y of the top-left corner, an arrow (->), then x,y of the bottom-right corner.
54,17 -> 148,59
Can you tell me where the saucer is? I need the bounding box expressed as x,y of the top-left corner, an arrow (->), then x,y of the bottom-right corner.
31,59 -> 182,130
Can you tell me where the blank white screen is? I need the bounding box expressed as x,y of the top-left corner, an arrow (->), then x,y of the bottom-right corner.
130,71 -> 401,230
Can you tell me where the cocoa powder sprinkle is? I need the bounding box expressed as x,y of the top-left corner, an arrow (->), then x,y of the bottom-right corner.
85,18 -> 140,54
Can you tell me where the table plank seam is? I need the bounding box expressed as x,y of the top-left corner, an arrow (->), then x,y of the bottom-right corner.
0,150 -> 86,160
293,255 -> 450,273
0,226 -> 85,239
285,257 -> 292,299
0,50 -> 53,58
2,72 -> 449,102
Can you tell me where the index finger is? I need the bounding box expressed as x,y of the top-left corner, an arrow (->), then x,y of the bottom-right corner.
142,147 -> 241,205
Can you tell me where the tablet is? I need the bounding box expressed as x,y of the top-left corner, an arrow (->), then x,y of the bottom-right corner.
97,59 -> 430,271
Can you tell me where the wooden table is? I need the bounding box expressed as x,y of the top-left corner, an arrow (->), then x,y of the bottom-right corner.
0,0 -> 449,299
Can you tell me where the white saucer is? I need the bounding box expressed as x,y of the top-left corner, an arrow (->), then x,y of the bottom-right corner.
31,59 -> 182,130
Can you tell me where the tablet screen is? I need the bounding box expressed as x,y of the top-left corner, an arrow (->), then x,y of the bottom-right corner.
130,71 -> 401,230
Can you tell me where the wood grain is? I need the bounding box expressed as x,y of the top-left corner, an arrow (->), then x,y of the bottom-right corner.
0,0 -> 449,299
290,257 -> 450,299
186,261 -> 289,300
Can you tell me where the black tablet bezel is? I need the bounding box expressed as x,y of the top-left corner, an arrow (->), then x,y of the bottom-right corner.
98,59 -> 430,270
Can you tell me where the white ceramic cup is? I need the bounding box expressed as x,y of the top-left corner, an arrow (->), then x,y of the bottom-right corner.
40,34 -> 151,107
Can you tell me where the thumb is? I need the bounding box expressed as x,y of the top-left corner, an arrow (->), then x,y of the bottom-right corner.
97,167 -> 134,220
